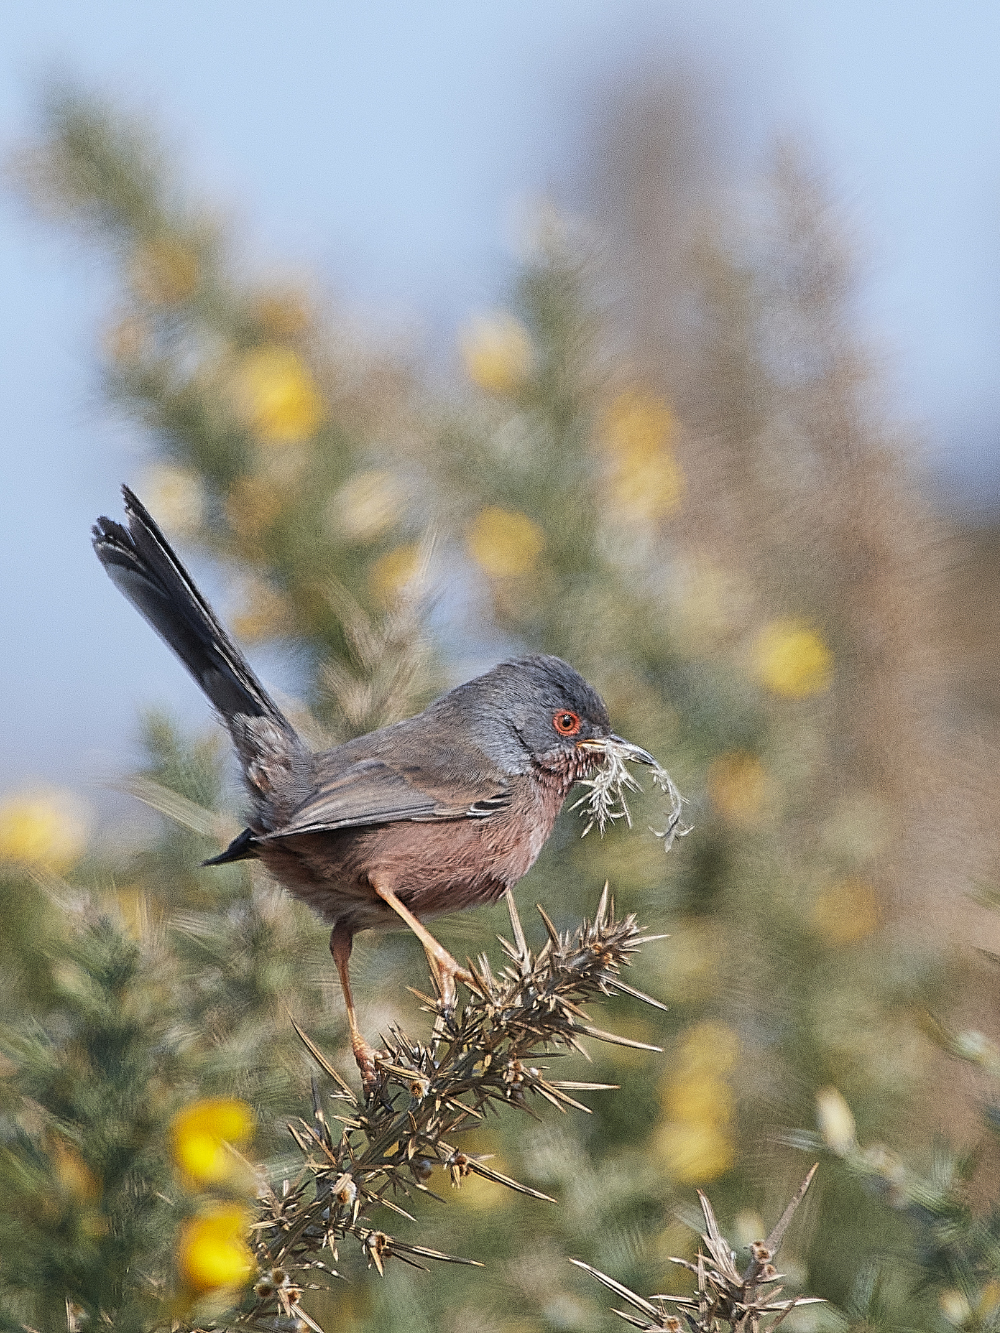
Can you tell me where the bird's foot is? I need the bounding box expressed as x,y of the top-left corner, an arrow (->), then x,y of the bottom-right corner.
351,1033 -> 382,1090
431,953 -> 480,1014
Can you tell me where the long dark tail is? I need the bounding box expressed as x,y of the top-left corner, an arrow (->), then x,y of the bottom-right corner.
93,486 -> 295,739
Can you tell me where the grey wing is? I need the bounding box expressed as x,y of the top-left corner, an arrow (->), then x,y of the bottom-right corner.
259,757 -> 510,840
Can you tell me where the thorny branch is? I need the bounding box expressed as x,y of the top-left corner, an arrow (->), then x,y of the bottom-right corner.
226,887 -> 667,1332
573,1165 -> 823,1333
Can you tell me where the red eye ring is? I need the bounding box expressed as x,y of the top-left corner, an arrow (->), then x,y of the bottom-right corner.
553,710 -> 581,737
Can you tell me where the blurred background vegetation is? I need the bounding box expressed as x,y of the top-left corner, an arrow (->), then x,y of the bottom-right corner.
4,74 -> 1000,1333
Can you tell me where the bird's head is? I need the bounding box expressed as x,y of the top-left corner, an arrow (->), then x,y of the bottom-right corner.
445,654 -> 656,783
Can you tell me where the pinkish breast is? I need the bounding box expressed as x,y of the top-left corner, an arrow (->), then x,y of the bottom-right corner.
256,760 -> 573,936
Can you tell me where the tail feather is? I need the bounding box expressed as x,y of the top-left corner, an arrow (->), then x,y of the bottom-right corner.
93,486 -> 294,737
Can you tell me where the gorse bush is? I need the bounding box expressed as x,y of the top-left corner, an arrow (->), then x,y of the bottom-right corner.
0,77 -> 994,1332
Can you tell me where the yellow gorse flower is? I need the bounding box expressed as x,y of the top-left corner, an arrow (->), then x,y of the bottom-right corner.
708,751 -> 767,826
369,542 -> 423,605
171,1098 -> 255,1187
461,314 -> 532,394
49,1136 -> 101,1202
977,1284 -> 1000,1320
753,618 -> 833,699
466,506 -> 545,578
655,1021 -> 738,1183
656,1122 -> 734,1184
236,347 -> 325,444
600,390 -> 683,521
177,1203 -> 254,1293
811,877 -> 879,945
0,789 -> 89,874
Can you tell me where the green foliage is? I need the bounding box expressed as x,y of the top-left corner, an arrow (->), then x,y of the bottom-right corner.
0,913 -> 179,1333
0,77 -> 988,1333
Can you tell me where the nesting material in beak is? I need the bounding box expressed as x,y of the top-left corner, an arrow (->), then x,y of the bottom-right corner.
573,735 -> 691,850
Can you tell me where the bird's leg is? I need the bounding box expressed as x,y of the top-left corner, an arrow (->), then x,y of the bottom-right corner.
370,880 -> 476,1010
329,923 -> 380,1086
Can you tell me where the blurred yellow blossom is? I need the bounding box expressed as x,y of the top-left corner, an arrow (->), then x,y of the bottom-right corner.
467,506 -> 545,577
977,1284 -> 1000,1320
655,1021 -> 738,1183
811,877 -> 879,945
815,1086 -> 856,1156
461,314 -> 532,394
612,453 -> 683,521
141,464 -> 205,537
602,390 -> 674,459
369,543 -> 422,604
708,752 -> 767,826
177,1204 -> 254,1293
236,347 -> 325,444
328,470 -> 405,543
129,236 -> 199,306
171,1098 -> 255,1187
753,618 -> 833,699
655,1121 -> 733,1185
600,390 -> 683,521
230,577 -> 293,643
49,1136 -> 101,1202
666,1074 -> 729,1125
0,788 -> 89,874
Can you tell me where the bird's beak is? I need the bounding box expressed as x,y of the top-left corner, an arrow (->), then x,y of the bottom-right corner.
576,734 -> 658,767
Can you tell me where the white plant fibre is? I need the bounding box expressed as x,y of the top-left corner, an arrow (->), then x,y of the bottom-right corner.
571,739 -> 691,851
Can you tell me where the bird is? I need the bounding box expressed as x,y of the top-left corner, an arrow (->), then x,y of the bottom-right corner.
92,486 -> 657,1080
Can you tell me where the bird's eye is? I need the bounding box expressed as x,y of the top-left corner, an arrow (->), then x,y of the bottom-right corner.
553,710 -> 581,736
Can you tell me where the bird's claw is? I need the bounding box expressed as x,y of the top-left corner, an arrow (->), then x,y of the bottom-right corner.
351,1034 -> 382,1089
432,959 -> 478,1015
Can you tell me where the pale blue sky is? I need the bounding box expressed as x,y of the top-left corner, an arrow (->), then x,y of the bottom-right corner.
2,0 -> 999,805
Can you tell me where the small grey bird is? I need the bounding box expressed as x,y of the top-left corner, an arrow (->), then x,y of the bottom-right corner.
93,487 -> 656,1078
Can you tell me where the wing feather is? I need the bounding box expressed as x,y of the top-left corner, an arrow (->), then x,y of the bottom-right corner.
259,757 -> 510,841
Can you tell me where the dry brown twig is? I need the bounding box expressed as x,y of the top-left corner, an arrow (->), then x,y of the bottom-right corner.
224,887 -> 667,1332
573,1165 -> 822,1333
